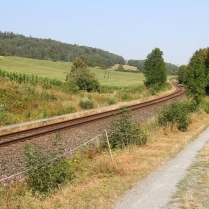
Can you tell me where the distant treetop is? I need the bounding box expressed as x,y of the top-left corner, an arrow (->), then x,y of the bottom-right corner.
127,59 -> 178,75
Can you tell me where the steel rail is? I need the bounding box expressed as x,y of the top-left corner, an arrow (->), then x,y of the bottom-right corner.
0,84 -> 185,147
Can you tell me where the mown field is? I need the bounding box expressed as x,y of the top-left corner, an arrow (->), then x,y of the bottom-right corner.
0,56 -> 146,87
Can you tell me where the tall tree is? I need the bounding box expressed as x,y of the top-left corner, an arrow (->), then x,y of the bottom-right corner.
0,47 -> 5,56
178,65 -> 187,84
185,48 -> 209,106
143,48 -> 167,90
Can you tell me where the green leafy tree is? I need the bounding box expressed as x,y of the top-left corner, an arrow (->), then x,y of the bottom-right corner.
0,47 -> 5,56
178,65 -> 187,84
66,58 -> 100,92
185,49 -> 208,106
128,59 -> 178,75
143,48 -> 167,90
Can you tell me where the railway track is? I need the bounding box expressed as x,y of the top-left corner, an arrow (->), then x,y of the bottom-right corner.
0,84 -> 185,147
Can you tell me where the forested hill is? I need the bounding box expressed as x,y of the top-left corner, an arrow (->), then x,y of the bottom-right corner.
0,31 -> 125,68
127,59 -> 179,75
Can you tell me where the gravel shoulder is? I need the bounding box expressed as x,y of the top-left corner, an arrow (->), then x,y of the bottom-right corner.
114,127 -> 209,209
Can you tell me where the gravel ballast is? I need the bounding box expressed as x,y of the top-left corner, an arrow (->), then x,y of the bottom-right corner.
114,127 -> 209,209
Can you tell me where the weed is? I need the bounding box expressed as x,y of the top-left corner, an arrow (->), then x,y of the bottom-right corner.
108,107 -> 147,149
158,101 -> 192,131
79,98 -> 94,109
107,97 -> 116,105
121,92 -> 132,101
23,143 -> 75,194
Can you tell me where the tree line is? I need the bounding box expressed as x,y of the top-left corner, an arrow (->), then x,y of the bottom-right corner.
127,59 -> 178,75
0,31 -> 125,68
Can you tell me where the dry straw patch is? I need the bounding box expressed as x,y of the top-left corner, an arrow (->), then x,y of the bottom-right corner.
111,64 -> 138,71
39,113 -> 209,209
1,114 -> 209,209
0,112 -> 209,209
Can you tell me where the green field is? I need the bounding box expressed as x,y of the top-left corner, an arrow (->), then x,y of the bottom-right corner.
0,56 -> 146,87
0,56 -> 72,81
0,56 -> 177,88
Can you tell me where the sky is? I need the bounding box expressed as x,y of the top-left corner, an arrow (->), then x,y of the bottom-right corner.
1,0 -> 209,65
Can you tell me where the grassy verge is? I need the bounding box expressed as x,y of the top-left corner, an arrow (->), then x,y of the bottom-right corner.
1,113 -> 209,209
0,76 -> 149,126
168,135 -> 209,208
0,73 -> 174,126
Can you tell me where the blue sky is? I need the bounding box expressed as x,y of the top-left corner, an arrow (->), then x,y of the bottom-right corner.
1,0 -> 209,65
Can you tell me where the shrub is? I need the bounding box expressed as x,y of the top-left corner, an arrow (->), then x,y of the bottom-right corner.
62,82 -> 79,93
121,93 -> 132,101
23,141 -> 75,194
158,101 -> 192,131
0,103 -> 7,112
202,100 -> 209,114
108,108 -> 147,149
79,98 -> 94,109
66,58 -> 100,92
108,97 -> 116,105
0,104 -> 12,125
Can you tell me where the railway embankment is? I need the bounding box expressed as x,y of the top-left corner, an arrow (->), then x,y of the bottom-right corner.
0,84 -> 185,184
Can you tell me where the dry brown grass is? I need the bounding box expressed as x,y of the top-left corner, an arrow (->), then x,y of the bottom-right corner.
1,113 -> 209,209
40,114 -> 209,209
111,64 -> 138,71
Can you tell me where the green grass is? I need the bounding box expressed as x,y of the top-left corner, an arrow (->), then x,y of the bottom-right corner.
90,68 -> 145,87
0,56 -> 176,87
0,56 -> 175,126
0,56 -> 72,81
0,56 -> 146,87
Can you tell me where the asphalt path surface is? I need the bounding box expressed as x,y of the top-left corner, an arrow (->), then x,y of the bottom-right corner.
114,127 -> 209,209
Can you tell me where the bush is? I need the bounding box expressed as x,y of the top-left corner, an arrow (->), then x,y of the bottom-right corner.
108,108 -> 147,149
66,58 -> 100,92
108,97 -> 116,105
23,142 -> 75,194
149,82 -> 171,95
62,82 -> 79,93
202,100 -> 209,114
79,98 -> 94,109
0,104 -> 12,125
121,93 -> 132,101
158,101 -> 192,131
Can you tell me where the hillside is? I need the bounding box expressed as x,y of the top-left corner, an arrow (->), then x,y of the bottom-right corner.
0,31 -> 125,68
